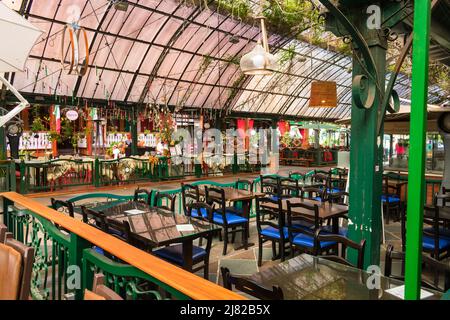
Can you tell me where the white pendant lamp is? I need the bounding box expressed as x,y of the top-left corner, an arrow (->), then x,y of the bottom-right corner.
240,16 -> 277,75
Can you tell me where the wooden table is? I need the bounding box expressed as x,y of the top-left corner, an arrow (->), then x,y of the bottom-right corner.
90,201 -> 220,272
260,197 -> 348,234
248,254 -> 442,300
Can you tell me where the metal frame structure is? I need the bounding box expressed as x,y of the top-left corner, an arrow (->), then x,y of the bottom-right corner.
5,0 -> 445,122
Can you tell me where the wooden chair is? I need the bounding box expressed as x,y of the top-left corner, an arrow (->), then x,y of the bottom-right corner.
286,201 -> 335,258
51,198 -> 75,218
153,192 -> 177,213
84,273 -> 123,300
205,186 -> 248,255
235,179 -> 254,191
256,197 -> 289,266
133,188 -> 153,205
384,244 -> 450,292
0,233 -> 34,300
153,203 -> 214,279
220,267 -> 284,300
260,175 -> 281,200
382,175 -> 405,224
181,183 -> 204,218
279,177 -> 301,198
301,186 -> 327,202
315,233 -> 366,269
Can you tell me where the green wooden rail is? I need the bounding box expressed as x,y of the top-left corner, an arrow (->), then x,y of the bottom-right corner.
0,160 -> 15,193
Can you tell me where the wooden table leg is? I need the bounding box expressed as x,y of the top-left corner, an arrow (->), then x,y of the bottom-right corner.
182,240 -> 194,272
234,199 -> 254,250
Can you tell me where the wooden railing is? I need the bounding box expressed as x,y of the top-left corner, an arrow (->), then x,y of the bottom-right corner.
1,192 -> 244,300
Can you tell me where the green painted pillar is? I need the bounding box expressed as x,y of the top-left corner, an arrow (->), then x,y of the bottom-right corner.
404,0 -> 431,300
0,127 -> 6,160
131,108 -> 138,156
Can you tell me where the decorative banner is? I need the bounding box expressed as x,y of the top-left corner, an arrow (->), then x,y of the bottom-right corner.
309,81 -> 337,108
66,109 -> 79,121
61,23 -> 89,76
54,105 -> 61,133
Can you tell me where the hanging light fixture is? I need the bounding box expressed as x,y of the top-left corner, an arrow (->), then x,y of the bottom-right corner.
240,15 -> 277,75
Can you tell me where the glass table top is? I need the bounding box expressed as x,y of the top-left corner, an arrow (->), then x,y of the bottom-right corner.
89,201 -> 220,247
248,254 -> 443,300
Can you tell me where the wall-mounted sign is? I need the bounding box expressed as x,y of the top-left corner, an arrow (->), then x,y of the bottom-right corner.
66,110 -> 79,121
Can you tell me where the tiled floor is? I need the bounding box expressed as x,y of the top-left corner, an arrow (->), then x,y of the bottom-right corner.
2,165 -> 448,292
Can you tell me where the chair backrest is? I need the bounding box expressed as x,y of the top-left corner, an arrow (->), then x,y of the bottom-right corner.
0,223 -> 7,243
301,186 -> 327,202
384,244 -> 450,292
422,205 -> 441,258
279,177 -> 300,198
0,242 -> 22,300
205,186 -> 227,212
255,197 -> 284,235
153,192 -> 177,212
1,233 -> 35,300
286,200 -> 319,231
220,267 -> 284,300
186,202 -> 214,221
84,274 -> 123,300
236,179 -> 254,191
81,206 -> 108,231
260,175 -> 280,197
133,188 -> 153,205
328,191 -> 349,205
316,232 -> 366,269
181,183 -> 200,215
51,198 -> 75,218
106,218 -> 132,242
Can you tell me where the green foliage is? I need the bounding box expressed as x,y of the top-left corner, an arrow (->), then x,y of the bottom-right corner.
215,0 -> 251,20
279,44 -> 297,66
263,0 -> 322,36
61,118 -> 73,141
31,117 -> 46,132
47,131 -> 62,143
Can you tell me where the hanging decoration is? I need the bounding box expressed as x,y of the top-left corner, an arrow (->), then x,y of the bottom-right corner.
309,81 -> 337,108
61,23 -> 89,76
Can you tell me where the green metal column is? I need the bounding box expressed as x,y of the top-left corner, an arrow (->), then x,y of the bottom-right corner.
131,107 -> 138,156
405,0 -> 431,300
0,127 -> 6,159
347,38 -> 386,268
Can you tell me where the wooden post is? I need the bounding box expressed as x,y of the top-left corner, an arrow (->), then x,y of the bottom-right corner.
49,105 -> 57,157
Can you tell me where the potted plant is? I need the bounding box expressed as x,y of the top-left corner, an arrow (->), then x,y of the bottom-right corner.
31,118 -> 46,138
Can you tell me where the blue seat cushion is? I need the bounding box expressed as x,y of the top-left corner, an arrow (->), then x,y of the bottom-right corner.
191,207 -> 208,218
153,244 -> 207,265
292,233 -> 336,249
322,225 -> 348,237
381,195 -> 400,203
94,246 -> 104,255
422,235 -> 450,251
292,221 -> 315,229
313,197 -> 323,202
423,227 -> 450,239
260,227 -> 289,239
327,188 -> 342,193
213,212 -> 248,225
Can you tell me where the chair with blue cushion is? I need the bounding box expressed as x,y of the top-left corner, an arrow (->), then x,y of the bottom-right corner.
256,197 -> 288,266
153,192 -> 177,213
382,175 -> 405,224
133,188 -> 153,205
422,205 -> 450,260
286,201 -> 336,258
181,183 -> 206,219
205,186 -> 248,255
153,203 -> 214,279
260,175 -> 282,201
315,233 -> 366,269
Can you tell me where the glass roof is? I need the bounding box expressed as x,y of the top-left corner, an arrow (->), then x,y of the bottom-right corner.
10,0 -> 447,120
